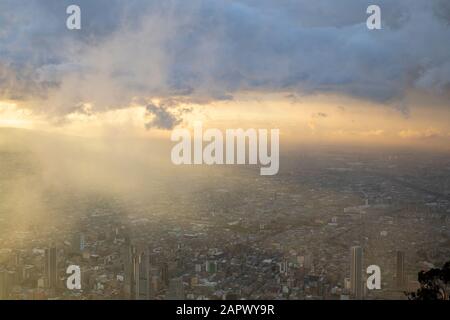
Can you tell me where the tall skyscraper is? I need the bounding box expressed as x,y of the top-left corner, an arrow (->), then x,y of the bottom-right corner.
350,246 -> 363,300
79,233 -> 85,252
396,251 -> 405,289
160,262 -> 169,287
45,247 -> 58,289
72,233 -> 85,253
134,248 -> 152,300
122,244 -> 136,299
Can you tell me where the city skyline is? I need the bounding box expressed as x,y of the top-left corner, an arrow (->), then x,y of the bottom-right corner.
1,0 -> 449,301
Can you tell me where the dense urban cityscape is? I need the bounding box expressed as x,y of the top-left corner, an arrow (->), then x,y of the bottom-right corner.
1,0 -> 450,305
1,142 -> 449,300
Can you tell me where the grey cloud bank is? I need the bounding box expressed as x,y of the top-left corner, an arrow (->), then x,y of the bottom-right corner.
1,0 -> 450,120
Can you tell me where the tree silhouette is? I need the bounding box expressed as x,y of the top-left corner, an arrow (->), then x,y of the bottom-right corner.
406,261 -> 450,300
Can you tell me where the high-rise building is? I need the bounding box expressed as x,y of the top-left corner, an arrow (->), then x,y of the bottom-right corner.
4,271 -> 18,298
122,244 -> 136,299
72,233 -> 85,253
304,254 -> 313,270
134,248 -> 152,300
396,251 -> 405,289
80,233 -> 85,252
45,247 -> 58,289
350,246 -> 363,300
160,262 -> 169,287
279,260 -> 288,275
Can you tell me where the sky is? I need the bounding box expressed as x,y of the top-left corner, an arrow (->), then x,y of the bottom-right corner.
1,0 -> 450,150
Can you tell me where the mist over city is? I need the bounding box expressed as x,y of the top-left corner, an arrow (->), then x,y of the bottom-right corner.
0,0 -> 449,302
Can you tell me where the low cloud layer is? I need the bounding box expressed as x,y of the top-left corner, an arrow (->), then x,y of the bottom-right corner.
1,0 -> 450,126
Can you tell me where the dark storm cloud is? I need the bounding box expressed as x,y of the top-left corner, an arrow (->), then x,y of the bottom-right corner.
1,0 -> 450,118
145,102 -> 182,130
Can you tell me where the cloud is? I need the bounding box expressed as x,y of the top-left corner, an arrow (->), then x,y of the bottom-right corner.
361,129 -> 385,136
1,0 -> 450,121
145,104 -> 181,130
313,112 -> 328,118
145,100 -> 192,130
308,112 -> 329,130
398,128 -> 442,139
331,129 -> 386,138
